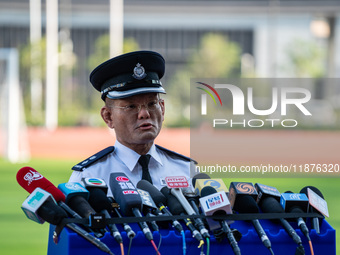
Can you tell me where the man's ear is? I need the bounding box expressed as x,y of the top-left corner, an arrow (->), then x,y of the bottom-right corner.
160,99 -> 165,121
101,106 -> 114,129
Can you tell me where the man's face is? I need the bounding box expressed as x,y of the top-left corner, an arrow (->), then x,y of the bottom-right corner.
101,93 -> 165,150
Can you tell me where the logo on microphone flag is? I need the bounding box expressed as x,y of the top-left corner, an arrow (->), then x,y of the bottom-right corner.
88,178 -> 103,185
123,190 -> 138,195
116,176 -> 129,182
165,176 -> 189,188
23,170 -> 43,185
205,193 -> 224,209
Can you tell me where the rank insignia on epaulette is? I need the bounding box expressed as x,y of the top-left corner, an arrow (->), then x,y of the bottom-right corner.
71,146 -> 115,171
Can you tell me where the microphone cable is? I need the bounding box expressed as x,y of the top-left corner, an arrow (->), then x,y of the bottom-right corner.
158,233 -> 163,253
181,230 -> 186,255
150,239 -> 161,255
206,237 -> 210,255
127,236 -> 133,255
119,242 -> 124,255
200,243 -> 206,255
309,240 -> 314,255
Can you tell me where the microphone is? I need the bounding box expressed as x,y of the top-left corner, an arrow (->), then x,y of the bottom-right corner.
16,166 -> 104,238
168,184 -> 210,240
21,187 -> 68,225
300,186 -> 327,235
137,180 -> 183,233
160,186 -> 204,246
16,167 -> 114,255
107,197 -> 136,239
281,191 -> 310,240
199,186 -> 232,231
58,182 -> 97,219
83,178 -> 123,244
109,173 -> 153,241
58,182 -> 107,237
137,188 -> 160,232
192,173 -> 211,188
200,186 -> 241,255
192,173 -> 229,197
228,182 -> 258,208
232,192 -> 274,255
256,183 -> 305,255
17,166 -> 66,202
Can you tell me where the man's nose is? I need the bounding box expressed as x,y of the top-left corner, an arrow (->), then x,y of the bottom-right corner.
138,104 -> 151,118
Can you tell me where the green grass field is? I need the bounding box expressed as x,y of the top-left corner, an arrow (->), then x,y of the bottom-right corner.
1,158 -> 338,254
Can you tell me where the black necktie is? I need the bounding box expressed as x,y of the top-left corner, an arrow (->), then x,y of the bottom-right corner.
138,154 -> 152,184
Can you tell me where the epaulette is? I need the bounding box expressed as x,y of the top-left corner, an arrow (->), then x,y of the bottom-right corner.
155,144 -> 197,164
72,146 -> 115,171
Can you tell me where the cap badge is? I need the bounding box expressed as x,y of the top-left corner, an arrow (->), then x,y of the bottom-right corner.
132,63 -> 147,80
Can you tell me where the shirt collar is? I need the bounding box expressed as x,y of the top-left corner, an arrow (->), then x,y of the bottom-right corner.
114,141 -> 163,172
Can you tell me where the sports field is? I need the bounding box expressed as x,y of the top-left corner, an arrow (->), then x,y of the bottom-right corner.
1,127 -> 338,254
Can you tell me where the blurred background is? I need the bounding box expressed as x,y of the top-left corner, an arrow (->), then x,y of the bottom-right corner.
0,0 -> 339,254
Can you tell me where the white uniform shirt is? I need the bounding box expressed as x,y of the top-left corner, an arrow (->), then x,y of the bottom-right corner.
69,141 -> 194,197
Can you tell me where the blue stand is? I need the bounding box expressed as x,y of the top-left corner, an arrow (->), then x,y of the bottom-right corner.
47,219 -> 335,255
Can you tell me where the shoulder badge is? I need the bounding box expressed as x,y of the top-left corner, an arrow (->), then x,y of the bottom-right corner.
155,144 -> 197,164
72,146 -> 115,171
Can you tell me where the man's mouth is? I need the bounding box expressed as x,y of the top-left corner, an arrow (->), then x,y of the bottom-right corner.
138,123 -> 153,130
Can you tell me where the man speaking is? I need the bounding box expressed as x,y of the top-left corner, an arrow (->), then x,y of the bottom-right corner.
69,51 -> 195,195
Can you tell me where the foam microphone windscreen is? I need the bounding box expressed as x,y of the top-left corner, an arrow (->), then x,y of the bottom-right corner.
260,196 -> 284,213
160,186 -> 185,215
300,186 -> 324,199
200,186 -> 217,197
88,188 -> 112,213
16,166 -> 66,202
136,180 -> 167,205
192,173 -> 211,187
233,195 -> 259,214
300,185 -> 326,215
290,207 -> 304,214
38,200 -> 68,225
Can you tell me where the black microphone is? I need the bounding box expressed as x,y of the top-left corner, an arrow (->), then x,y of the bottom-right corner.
258,194 -> 305,255
21,187 -> 68,225
83,178 -> 123,244
281,191 -> 311,241
233,194 -> 274,255
228,182 -> 273,254
137,188 -> 160,232
37,200 -> 68,224
160,186 -> 204,246
58,182 -> 97,219
107,197 -> 136,239
300,186 -> 326,235
200,186 -> 241,255
109,172 -> 153,241
167,183 -> 210,240
137,180 -> 183,233
58,182 -> 107,237
192,173 -> 211,187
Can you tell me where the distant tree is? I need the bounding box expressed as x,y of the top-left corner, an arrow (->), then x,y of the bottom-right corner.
284,38 -> 326,78
165,33 -> 241,127
87,34 -> 139,71
20,36 -> 77,125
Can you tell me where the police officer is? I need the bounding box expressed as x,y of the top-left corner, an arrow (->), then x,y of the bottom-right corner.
69,51 -> 195,196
